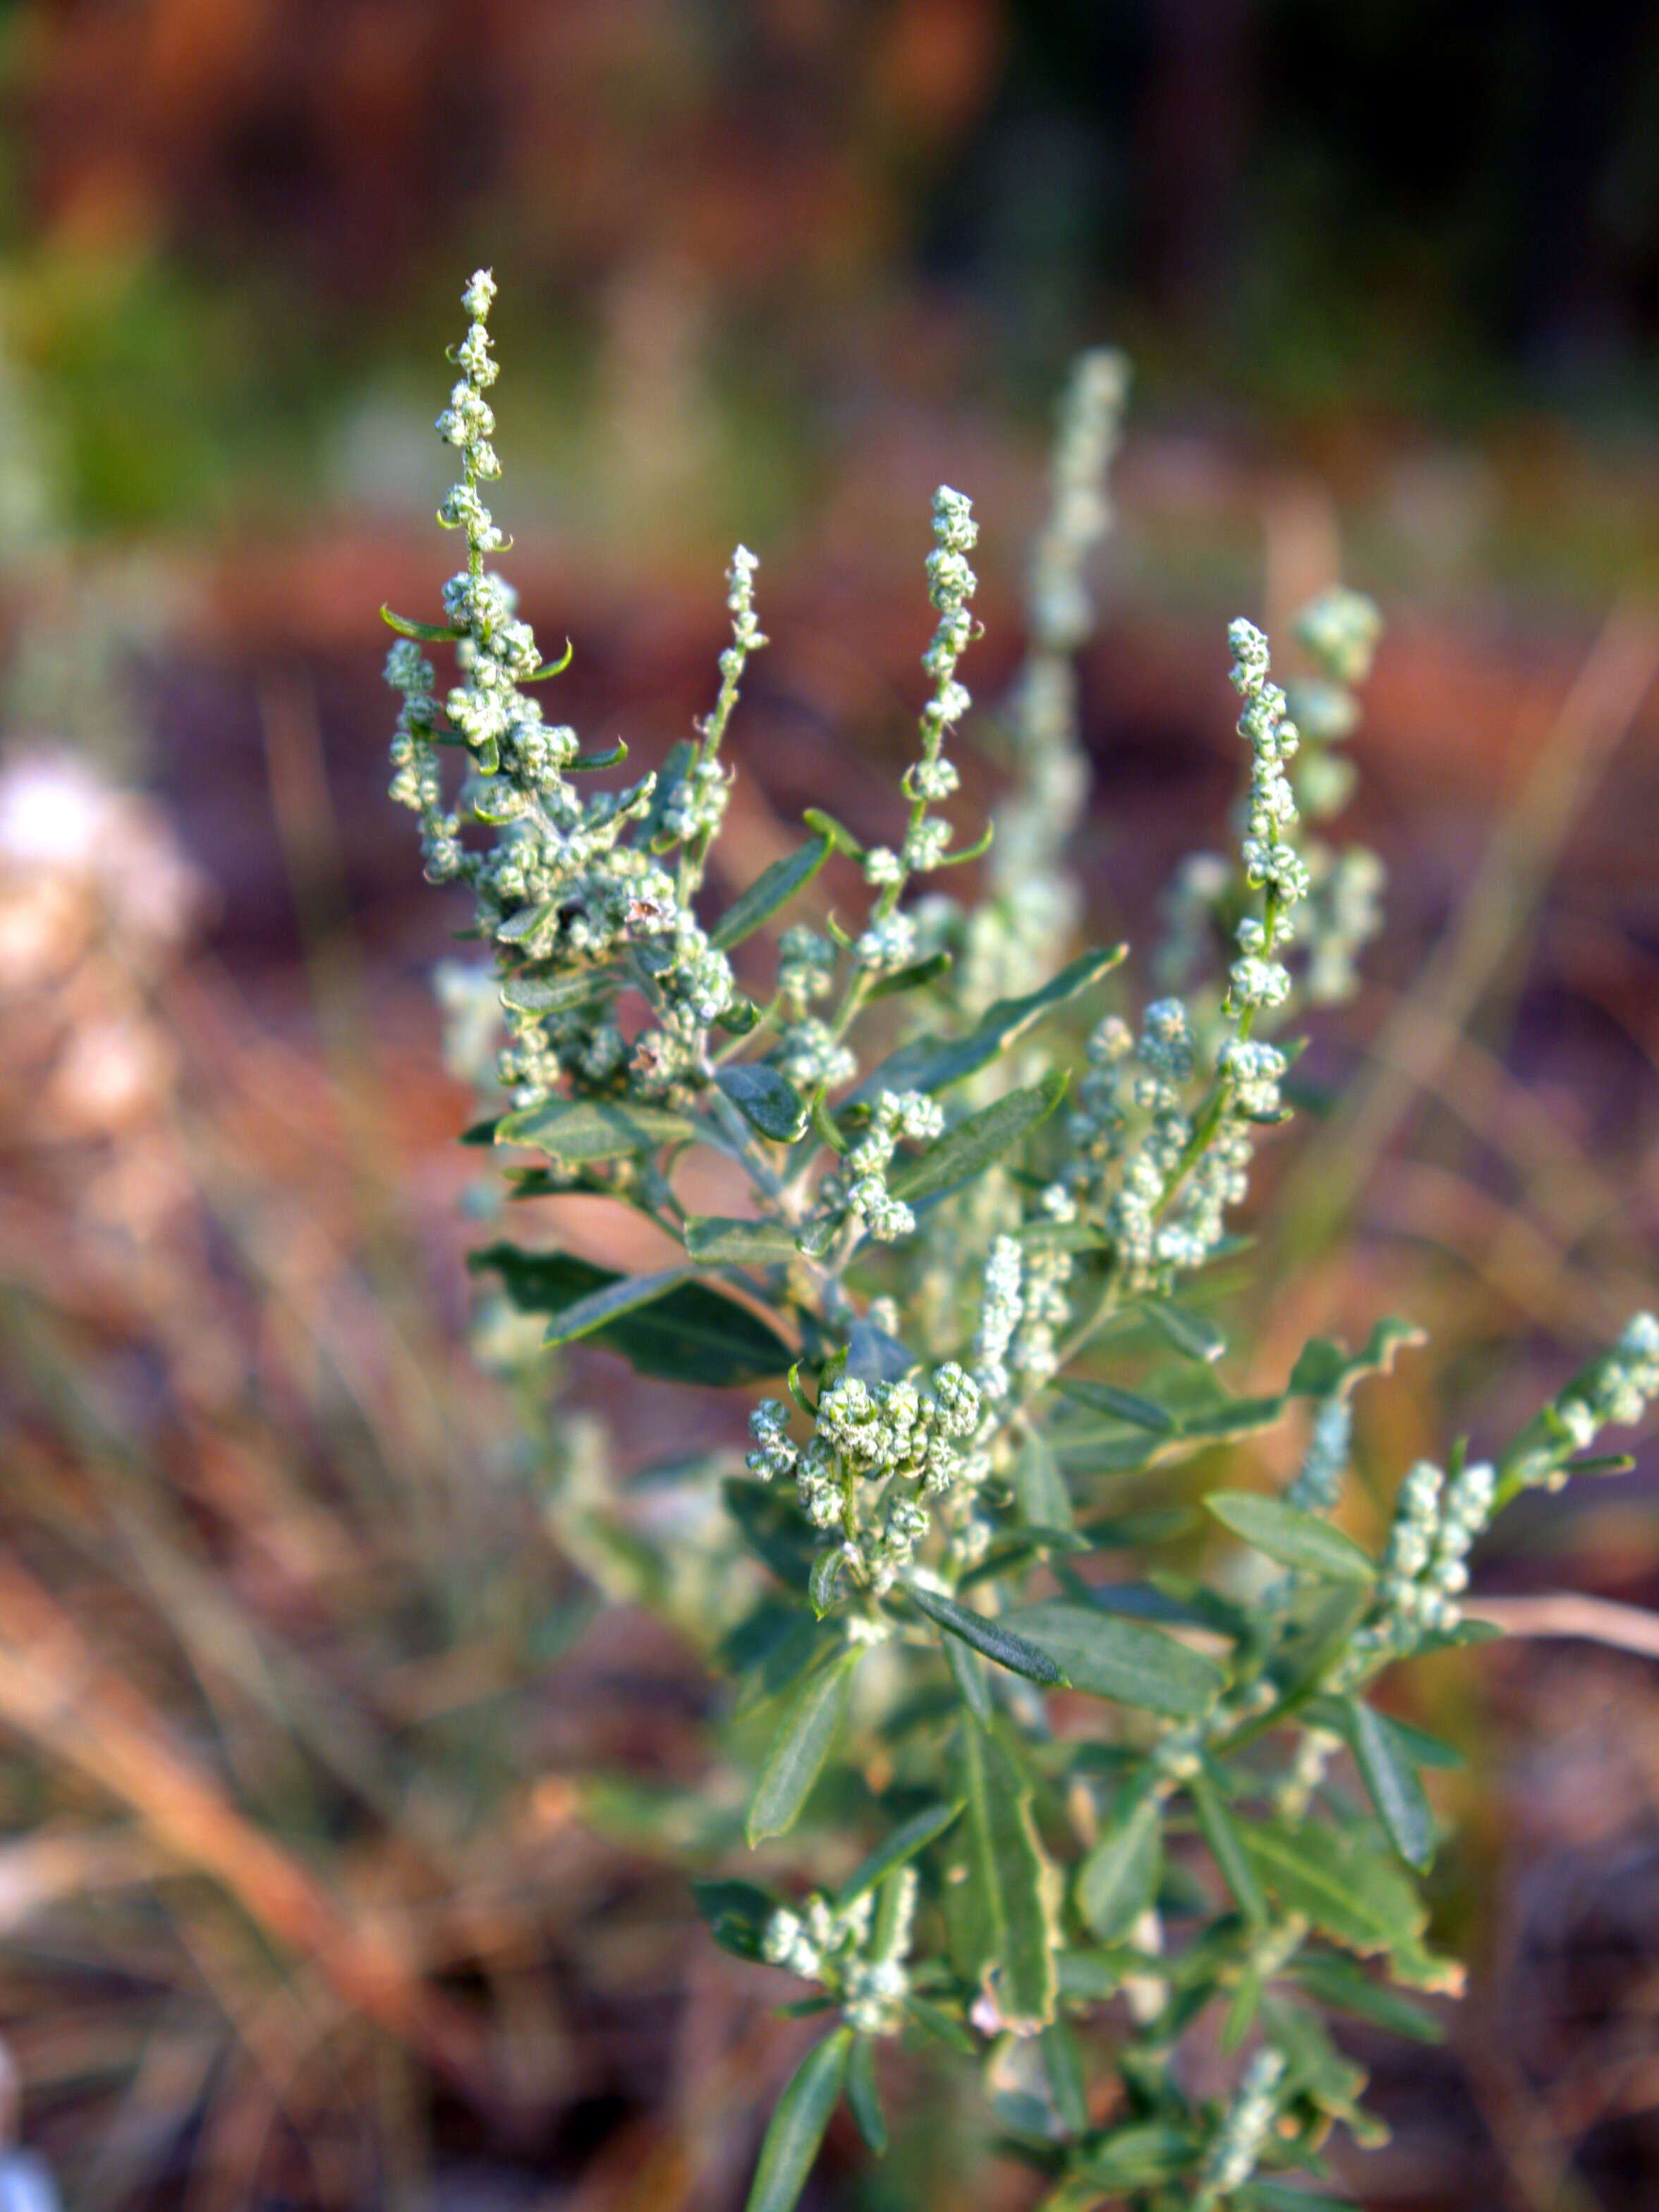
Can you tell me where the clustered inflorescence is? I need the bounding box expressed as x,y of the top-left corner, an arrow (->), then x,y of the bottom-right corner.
761,1873 -> 920,2037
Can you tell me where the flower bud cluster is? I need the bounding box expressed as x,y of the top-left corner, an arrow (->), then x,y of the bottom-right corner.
746,1362 -> 983,1591
1287,1394 -> 1353,1514
1353,1455 -> 1495,1660
1194,2048 -> 1288,2208
761,1869 -> 919,2037
1507,1311 -> 1659,1491
814,1089 -> 944,1247
1224,619 -> 1308,1015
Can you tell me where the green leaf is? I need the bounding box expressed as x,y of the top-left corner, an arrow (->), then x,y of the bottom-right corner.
864,950 -> 954,1002
802,806 -> 865,858
723,1479 -> 820,1584
1342,1699 -> 1435,1871
1055,1379 -> 1175,1433
494,901 -> 557,944
1289,1951 -> 1445,2043
900,1994 -> 978,2055
889,1072 -> 1069,1205
499,968 -> 618,1015
844,2036 -> 887,2156
1287,1316 -> 1427,1400
941,1629 -> 993,1724
566,738 -> 627,772
1014,1432 -> 1074,1531
1136,1299 -> 1227,1363
1187,1767 -> 1269,1926
808,1548 -> 845,1618
904,1581 -> 1068,1687
1042,2019 -> 1090,2139
834,1800 -> 965,1910
1074,2124 -> 1198,2191
1179,1396 -> 1290,1442
746,1646 -> 862,1845
684,1215 -> 801,1265
1236,1816 -> 1428,1957
494,1095 -> 698,1160
1205,1493 -> 1376,1584
475,1246 -> 794,1384
710,835 -> 834,951
637,738 -> 695,849
715,1063 -> 809,1142
691,1878 -> 777,1961
743,2026 -> 853,2212
380,603 -> 458,641
1077,1788 -> 1162,1940
951,1719 -> 1058,2031
999,1602 -> 1224,1718
539,1265 -> 693,1348
853,944 -> 1126,1100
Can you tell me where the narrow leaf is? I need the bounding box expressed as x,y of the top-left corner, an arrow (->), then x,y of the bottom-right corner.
999,1601 -> 1223,1718
1042,2019 -> 1090,2138
716,1063 -> 809,1142
1077,1789 -> 1162,1940
844,2036 -> 887,2156
499,968 -> 613,1015
1014,1432 -> 1074,1531
808,1548 -> 844,1619
1055,1378 -> 1175,1433
494,1095 -> 698,1160
1137,1299 -> 1227,1363
1236,1816 -> 1428,1957
636,737 -> 694,849
1344,1697 -> 1435,1871
540,1266 -> 692,1348
904,1581 -> 1068,1687
1205,1492 -> 1375,1584
941,1629 -> 992,1724
691,1878 -> 777,1961
865,950 -> 954,1001
889,1072 -> 1068,1205
1287,1316 -> 1426,1399
953,1720 -> 1058,2031
476,1245 -> 794,1385
710,836 -> 833,951
1187,1767 -> 1268,1926
1289,1952 -> 1445,2043
853,944 -> 1126,1101
744,2026 -> 853,2212
685,1215 -> 800,1265
746,1647 -> 862,1845
834,1801 -> 964,1910
380,604 -> 458,641
801,806 -> 864,857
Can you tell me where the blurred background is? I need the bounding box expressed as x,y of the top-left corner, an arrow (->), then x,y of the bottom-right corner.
2,1 -> 1659,2206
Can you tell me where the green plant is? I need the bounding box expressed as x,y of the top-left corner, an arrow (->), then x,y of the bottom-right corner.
385,270 -> 1659,2212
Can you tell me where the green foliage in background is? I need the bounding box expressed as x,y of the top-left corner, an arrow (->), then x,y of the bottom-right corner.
386,272 -> 1659,2211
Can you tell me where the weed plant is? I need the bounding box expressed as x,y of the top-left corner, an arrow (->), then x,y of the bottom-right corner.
386,271 -> 1659,2212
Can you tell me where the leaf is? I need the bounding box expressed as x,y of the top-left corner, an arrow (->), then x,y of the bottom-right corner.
852,944 -> 1126,1100
715,1063 -> 809,1142
1179,1397 -> 1291,1442
1186,1766 -> 1268,1926
1074,2124 -> 1198,2191
746,1646 -> 863,1845
494,902 -> 557,945
1287,1316 -> 1426,1399
691,1878 -> 777,1962
834,1800 -> 965,1910
808,1548 -> 844,1618
710,834 -> 834,951
1205,1493 -> 1376,1584
1235,1816 -> 1428,1957
1014,1432 -> 1074,1531
904,1581 -> 1068,1687
952,1719 -> 1058,2031
1342,1699 -> 1435,1871
1055,1379 -> 1175,1433
381,603 -> 458,641
723,1478 -> 820,1584
844,2036 -> 887,2156
1136,1299 -> 1227,1363
540,1265 -> 694,1348
889,1072 -> 1069,1205
684,1215 -> 801,1265
1290,1952 -> 1445,2043
941,1629 -> 992,1724
1042,2019 -> 1090,2139
999,1602 -> 1224,1718
637,738 -> 694,849
801,806 -> 865,858
474,1245 -> 794,1384
743,2026 -> 853,2212
865,949 -> 954,1001
494,1095 -> 698,1160
1077,1788 -> 1162,1940
844,1320 -> 916,1384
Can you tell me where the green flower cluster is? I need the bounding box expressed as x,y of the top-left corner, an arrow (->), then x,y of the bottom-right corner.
762,1871 -> 919,2037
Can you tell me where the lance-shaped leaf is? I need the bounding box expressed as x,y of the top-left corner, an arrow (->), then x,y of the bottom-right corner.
904,1580 -> 1068,1687
691,1878 -> 777,1962
710,834 -> 835,951
950,1718 -> 1058,2031
864,949 -> 954,1002
833,1800 -> 965,1910
851,944 -> 1126,1101
381,604 -> 459,641
1013,1431 -> 1073,1531
715,1062 -> 809,1142
1187,1766 -> 1269,1926
1235,1815 -> 1428,1958
1205,1493 -> 1375,1584
494,1095 -> 699,1160
473,1245 -> 794,1385
1055,1378 -> 1175,1433
743,2026 -> 853,2212
1287,1315 -> 1428,1400
499,967 -> 616,1016
999,1601 -> 1224,1718
747,1646 -> 863,1845
889,1071 -> 1068,1205
1136,1299 -> 1227,1363
684,1215 -> 801,1265
844,2036 -> 887,2156
1339,1696 -> 1435,1871
1077,1786 -> 1162,1941
1289,1951 -> 1446,2043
